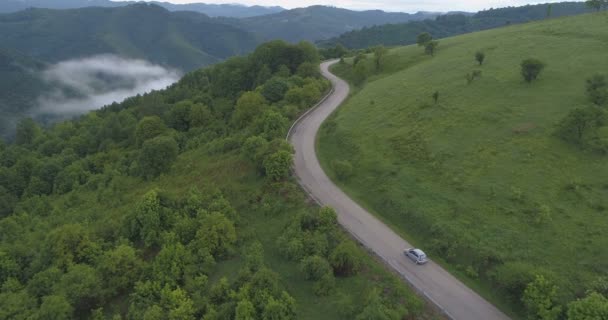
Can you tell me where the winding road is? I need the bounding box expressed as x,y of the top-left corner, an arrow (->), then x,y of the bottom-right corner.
288,60 -> 511,320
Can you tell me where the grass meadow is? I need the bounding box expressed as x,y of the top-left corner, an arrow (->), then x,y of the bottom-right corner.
318,12 -> 608,316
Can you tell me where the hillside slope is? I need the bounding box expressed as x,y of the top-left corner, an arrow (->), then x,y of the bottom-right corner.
0,41 -> 436,320
319,2 -> 592,48
0,4 -> 258,71
319,12 -> 608,316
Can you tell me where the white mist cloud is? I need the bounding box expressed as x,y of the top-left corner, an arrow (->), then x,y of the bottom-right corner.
36,55 -> 180,116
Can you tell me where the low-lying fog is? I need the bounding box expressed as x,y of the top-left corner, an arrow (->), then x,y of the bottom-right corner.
36,54 -> 181,117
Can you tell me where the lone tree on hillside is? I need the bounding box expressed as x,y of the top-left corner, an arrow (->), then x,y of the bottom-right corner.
586,74 -> 608,106
432,91 -> 440,104
475,51 -> 486,65
373,46 -> 388,71
586,0 -> 606,11
416,32 -> 433,46
425,41 -> 439,56
416,32 -> 439,56
521,59 -> 546,83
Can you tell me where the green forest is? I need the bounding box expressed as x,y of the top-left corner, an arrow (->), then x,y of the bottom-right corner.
0,41 -> 437,319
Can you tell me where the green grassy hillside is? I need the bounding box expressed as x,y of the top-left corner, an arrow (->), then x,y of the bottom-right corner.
318,2 -> 592,49
319,12 -> 608,317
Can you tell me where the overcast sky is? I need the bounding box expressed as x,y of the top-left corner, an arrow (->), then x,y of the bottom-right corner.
116,0 -> 583,13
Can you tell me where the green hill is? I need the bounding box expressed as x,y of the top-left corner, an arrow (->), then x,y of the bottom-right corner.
233,5 -> 436,43
318,2 -> 592,49
0,48 -> 49,137
319,13 -> 608,317
0,4 -> 258,71
0,41 -> 437,320
0,0 -> 285,18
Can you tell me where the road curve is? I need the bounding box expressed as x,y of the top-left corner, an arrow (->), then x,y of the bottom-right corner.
288,60 -> 511,320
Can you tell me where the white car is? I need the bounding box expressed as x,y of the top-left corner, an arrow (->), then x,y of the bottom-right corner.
404,248 -> 428,265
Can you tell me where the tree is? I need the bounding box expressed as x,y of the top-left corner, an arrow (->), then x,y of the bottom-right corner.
37,295 -> 73,320
330,241 -> 362,276
586,74 -> 608,106
256,111 -> 288,140
235,300 -> 256,320
263,150 -> 292,181
586,0 -> 604,11
353,62 -> 368,86
188,103 -> 212,128
432,91 -> 440,104
425,41 -> 439,56
166,101 -> 192,132
521,59 -> 546,83
15,118 -> 40,146
234,92 -> 268,128
195,212 -> 237,258
262,78 -> 290,103
416,32 -> 433,46
98,244 -> 143,295
556,106 -> 607,144
297,62 -> 320,78
135,116 -> 166,146
475,51 -> 486,65
138,136 -> 179,179
373,46 -> 388,71
57,264 -> 102,313
130,189 -> 163,247
300,256 -> 332,281
567,292 -> 608,320
522,275 -> 562,320
356,289 -> 400,320
546,4 -> 553,18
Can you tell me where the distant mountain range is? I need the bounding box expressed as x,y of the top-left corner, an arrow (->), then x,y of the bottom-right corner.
0,0 -> 285,18
318,2 -> 592,48
230,6 -> 437,42
0,4 -> 258,71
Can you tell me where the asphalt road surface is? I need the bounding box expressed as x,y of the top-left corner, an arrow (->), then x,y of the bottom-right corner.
288,60 -> 511,320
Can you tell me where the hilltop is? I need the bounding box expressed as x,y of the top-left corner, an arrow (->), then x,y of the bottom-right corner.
319,12 -> 608,317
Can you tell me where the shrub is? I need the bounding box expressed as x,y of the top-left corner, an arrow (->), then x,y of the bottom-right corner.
475,51 -> 485,65
521,58 -> 546,83
300,255 -> 332,281
586,74 -> 608,106
425,41 -> 439,56
263,150 -> 293,181
330,241 -> 362,276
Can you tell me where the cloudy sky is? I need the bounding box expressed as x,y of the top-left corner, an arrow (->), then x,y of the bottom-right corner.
118,0 -> 583,12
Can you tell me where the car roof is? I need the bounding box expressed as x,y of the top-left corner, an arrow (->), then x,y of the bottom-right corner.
413,249 -> 426,256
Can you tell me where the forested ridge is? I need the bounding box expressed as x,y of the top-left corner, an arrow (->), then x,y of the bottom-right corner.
0,41 -> 433,320
318,2 -> 592,49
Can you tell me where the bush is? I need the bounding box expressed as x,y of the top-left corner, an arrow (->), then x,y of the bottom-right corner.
330,241 -> 362,276
300,255 -> 332,281
332,160 -> 353,180
521,58 -> 546,83
263,151 -> 293,181
475,51 -> 485,65
586,74 -> 608,106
